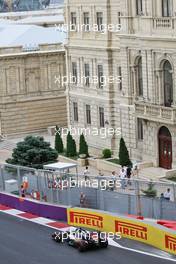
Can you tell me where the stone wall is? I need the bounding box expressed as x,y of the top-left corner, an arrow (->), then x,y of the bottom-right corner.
0,46 -> 67,135
0,96 -> 67,135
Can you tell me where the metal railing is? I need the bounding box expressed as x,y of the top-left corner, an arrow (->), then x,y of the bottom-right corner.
0,163 -> 176,220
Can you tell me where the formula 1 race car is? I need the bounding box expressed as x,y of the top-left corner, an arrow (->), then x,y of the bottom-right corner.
51,227 -> 108,252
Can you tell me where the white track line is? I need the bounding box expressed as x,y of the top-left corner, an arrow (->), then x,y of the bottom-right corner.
30,217 -> 55,225
115,244 -> 176,262
4,209 -> 22,215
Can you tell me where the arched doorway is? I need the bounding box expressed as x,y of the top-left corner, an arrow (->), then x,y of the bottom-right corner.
158,126 -> 172,169
163,60 -> 173,107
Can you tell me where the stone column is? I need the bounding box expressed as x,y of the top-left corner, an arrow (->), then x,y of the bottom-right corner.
170,69 -> 176,105
156,70 -> 162,105
132,66 -> 137,98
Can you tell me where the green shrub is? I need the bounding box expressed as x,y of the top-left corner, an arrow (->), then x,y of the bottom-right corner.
102,148 -> 112,159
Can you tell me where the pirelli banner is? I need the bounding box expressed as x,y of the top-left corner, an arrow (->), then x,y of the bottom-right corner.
67,208 -> 176,255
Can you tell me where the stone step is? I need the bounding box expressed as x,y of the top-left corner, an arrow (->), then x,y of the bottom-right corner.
138,167 -> 167,180
0,141 -> 16,151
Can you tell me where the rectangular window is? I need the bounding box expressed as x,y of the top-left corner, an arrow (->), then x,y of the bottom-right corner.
71,12 -> 77,30
118,66 -> 122,90
136,0 -> 143,15
97,12 -> 103,31
99,107 -> 105,127
162,0 -> 171,17
86,104 -> 91,124
98,65 -> 104,88
137,118 -> 143,140
136,57 -> 143,96
118,12 -> 121,25
84,63 -> 90,87
72,62 -> 77,84
73,102 -> 78,122
83,12 -> 90,31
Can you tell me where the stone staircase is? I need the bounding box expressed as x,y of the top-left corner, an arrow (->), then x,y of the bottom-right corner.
138,167 -> 168,181
0,140 -> 16,152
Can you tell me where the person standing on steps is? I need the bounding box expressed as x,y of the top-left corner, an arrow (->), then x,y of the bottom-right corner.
83,166 -> 90,181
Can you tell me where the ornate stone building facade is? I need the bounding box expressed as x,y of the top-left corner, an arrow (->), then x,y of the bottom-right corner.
65,0 -> 121,155
120,0 -> 176,169
0,43 -> 67,135
65,0 -> 176,169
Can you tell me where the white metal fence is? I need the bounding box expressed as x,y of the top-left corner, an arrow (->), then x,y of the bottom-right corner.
0,163 -> 176,220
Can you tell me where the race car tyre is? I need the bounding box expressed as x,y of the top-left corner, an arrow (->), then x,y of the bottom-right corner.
78,245 -> 85,252
68,240 -> 75,246
77,242 -> 87,252
52,233 -> 62,243
55,236 -> 62,243
99,241 -> 108,248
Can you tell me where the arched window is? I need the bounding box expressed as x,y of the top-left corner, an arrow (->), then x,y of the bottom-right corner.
135,57 -> 143,97
163,60 -> 173,107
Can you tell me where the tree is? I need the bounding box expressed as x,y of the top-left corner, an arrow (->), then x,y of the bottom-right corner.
6,136 -> 58,169
66,132 -> 77,157
79,133 -> 89,157
55,126 -> 64,153
118,137 -> 132,167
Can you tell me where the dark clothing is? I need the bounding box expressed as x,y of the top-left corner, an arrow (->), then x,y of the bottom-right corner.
21,188 -> 25,197
80,195 -> 86,207
126,167 -> 132,178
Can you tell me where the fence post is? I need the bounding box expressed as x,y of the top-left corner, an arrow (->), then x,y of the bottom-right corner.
128,194 -> 131,214
37,170 -> 42,202
36,170 -> 39,193
17,166 -> 21,195
98,177 -> 104,210
67,175 -> 71,206
134,180 -> 142,216
172,184 -> 176,202
151,198 -> 154,219
0,165 -> 5,191
68,188 -> 71,206
160,200 -> 163,219
57,188 -> 60,204
0,165 -> 2,190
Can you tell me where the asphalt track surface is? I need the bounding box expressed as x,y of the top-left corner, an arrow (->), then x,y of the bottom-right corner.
0,212 -> 175,264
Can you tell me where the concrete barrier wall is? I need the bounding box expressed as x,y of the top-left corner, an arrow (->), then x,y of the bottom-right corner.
67,207 -> 176,256
0,192 -> 67,221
